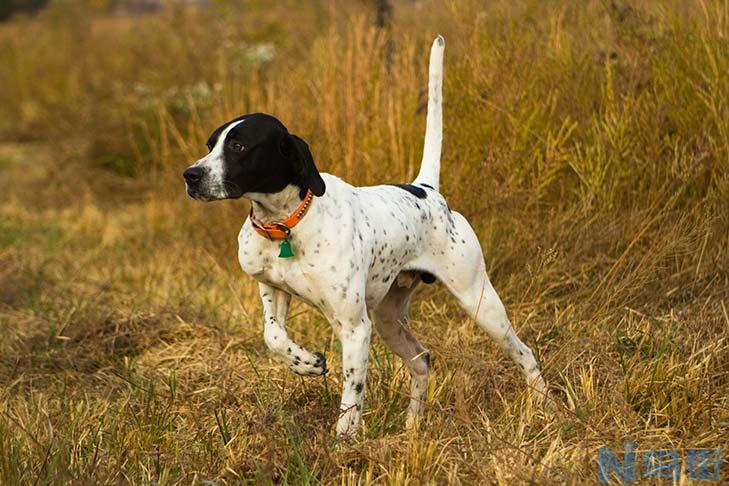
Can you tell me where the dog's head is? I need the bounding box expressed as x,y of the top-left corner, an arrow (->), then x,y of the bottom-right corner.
183,113 -> 325,201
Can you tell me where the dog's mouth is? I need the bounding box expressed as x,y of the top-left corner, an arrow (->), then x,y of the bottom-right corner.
186,187 -> 205,200
186,180 -> 245,202
186,186 -> 219,201
185,181 -> 233,202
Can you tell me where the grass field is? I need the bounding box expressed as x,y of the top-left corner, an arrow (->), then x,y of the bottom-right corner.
1,0 -> 728,483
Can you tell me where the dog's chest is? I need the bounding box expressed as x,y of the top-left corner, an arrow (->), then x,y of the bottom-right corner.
237,224 -> 325,303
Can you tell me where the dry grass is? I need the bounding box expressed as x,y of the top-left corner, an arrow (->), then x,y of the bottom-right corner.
1,0 -> 728,484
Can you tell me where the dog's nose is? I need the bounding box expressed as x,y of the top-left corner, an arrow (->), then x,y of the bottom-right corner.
183,166 -> 203,184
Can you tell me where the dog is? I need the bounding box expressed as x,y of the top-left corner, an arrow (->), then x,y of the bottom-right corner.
183,36 -> 548,437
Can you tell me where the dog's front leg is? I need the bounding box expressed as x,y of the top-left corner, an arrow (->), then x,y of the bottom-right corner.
259,283 -> 327,376
334,309 -> 372,438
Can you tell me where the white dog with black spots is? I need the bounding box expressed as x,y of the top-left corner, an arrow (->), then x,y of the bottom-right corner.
183,36 -> 548,437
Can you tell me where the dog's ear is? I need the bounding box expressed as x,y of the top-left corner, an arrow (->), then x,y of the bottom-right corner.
283,134 -> 326,197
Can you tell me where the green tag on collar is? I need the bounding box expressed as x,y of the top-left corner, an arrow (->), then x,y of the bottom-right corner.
278,239 -> 294,258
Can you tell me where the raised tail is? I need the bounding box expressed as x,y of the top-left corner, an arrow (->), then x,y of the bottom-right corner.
414,35 -> 444,192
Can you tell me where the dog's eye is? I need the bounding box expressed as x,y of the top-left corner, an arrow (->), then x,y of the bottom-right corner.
229,141 -> 245,152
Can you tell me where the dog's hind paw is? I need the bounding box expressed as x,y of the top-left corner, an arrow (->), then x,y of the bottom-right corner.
289,351 -> 328,377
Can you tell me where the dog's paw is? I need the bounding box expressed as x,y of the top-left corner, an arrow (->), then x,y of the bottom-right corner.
289,351 -> 327,376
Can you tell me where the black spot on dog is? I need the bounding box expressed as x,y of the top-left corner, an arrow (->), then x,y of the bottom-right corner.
355,382 -> 363,393
419,183 -> 434,190
389,184 -> 427,198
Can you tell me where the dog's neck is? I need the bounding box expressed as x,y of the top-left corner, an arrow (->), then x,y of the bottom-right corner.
246,185 -> 305,223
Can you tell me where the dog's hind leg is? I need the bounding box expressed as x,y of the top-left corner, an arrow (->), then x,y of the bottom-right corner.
414,212 -> 548,400
372,272 -> 429,428
259,283 -> 327,376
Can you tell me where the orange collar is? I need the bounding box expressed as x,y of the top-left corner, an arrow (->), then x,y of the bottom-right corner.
249,189 -> 314,240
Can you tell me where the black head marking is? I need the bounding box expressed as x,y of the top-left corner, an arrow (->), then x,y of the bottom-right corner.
189,113 -> 325,200
205,114 -> 249,151
284,133 -> 326,197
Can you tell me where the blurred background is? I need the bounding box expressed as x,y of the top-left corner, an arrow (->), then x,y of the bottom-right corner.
0,0 -> 727,483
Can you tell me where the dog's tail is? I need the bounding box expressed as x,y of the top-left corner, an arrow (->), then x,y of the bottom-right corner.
414,35 -> 444,192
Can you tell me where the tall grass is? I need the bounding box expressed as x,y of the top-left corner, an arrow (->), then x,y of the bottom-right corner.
0,0 -> 727,483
